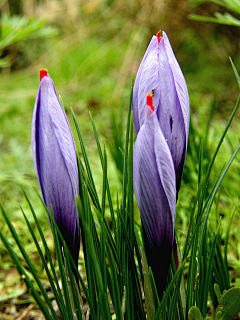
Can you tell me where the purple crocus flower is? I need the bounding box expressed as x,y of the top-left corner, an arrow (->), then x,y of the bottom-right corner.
133,31 -> 190,194
133,94 -> 176,298
31,70 -> 80,266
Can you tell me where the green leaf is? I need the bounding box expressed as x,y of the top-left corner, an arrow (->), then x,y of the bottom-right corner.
188,12 -> 240,26
0,14 -> 58,52
216,287 -> 240,320
154,259 -> 186,320
0,203 -> 59,320
214,283 -> 222,302
49,209 -> 75,320
22,189 -> 69,319
142,252 -> 156,320
0,215 -> 54,320
230,57 -> 240,89
188,306 -> 203,320
89,112 -> 117,235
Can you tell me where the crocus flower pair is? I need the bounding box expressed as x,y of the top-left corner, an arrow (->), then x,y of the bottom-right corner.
31,70 -> 80,267
133,31 -> 190,298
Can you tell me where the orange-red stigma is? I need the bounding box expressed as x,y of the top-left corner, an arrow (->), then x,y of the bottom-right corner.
40,69 -> 48,80
156,31 -> 162,43
147,93 -> 154,111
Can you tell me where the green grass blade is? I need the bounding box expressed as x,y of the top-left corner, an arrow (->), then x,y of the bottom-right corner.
64,245 -> 83,320
0,203 -> 59,320
106,243 -> 122,320
71,108 -> 101,211
122,73 -> 134,216
89,111 -> 117,235
118,208 -> 145,319
168,256 -> 184,320
201,94 -> 240,197
0,227 -> 55,320
77,196 -> 99,317
201,229 -> 219,317
204,142 -> 240,232
22,189 -> 68,317
127,114 -> 134,248
230,57 -> 240,89
214,235 -> 229,290
49,195 -> 97,319
20,206 -> 69,319
182,95 -> 240,265
49,210 -> 75,320
78,154 -> 101,212
101,146 -> 107,217
224,204 -> 237,286
154,260 -> 186,320
78,200 -> 112,320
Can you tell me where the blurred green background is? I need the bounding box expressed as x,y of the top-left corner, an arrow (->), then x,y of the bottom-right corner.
0,0 -> 240,303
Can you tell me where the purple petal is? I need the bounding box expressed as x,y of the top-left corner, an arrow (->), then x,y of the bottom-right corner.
132,31 -> 190,193
162,31 -> 189,140
133,111 -> 176,296
31,74 -> 79,265
132,35 -> 160,135
158,31 -> 190,191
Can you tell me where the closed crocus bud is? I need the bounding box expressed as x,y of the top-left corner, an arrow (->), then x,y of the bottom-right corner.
133,94 -> 176,299
133,31 -> 190,194
31,70 -> 80,266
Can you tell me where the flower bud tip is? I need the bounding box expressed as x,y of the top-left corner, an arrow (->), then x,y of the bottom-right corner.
40,69 -> 48,81
156,31 -> 162,43
147,93 -> 154,111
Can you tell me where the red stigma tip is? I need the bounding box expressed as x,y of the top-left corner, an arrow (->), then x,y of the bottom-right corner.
157,31 -> 162,43
146,94 -> 154,111
40,69 -> 48,80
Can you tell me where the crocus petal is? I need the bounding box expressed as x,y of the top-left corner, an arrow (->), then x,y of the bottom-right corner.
157,31 -> 189,192
133,110 -> 176,297
31,73 -> 80,265
132,36 -> 160,134
132,31 -> 190,193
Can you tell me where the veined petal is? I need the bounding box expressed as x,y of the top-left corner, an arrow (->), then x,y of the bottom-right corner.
132,30 -> 190,194
31,73 -> 80,265
133,111 -> 176,297
156,32 -> 188,192
133,36 -> 160,134
162,31 -> 190,141
159,31 -> 190,192
46,77 -> 78,195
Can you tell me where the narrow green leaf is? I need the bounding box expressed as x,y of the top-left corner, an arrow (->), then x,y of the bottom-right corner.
106,243 -> 122,320
154,259 -> 186,320
0,204 -> 59,320
64,246 -> 83,320
202,227 -> 220,317
0,221 -> 54,320
224,204 -> 237,286
81,206 -> 112,320
49,210 -> 75,320
230,57 -> 240,89
122,73 -> 134,217
71,108 -> 101,210
22,189 -> 68,318
89,111 -> 117,236
101,146 -> 107,217
117,208 -> 145,318
168,255 -> 184,320
20,206 -> 68,319
141,248 -> 155,320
